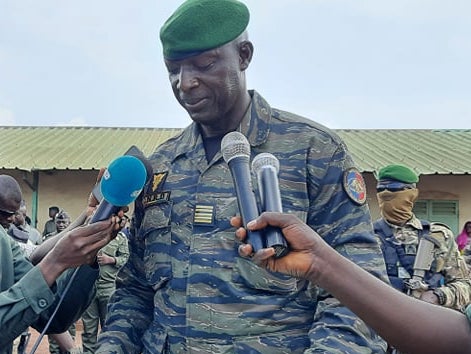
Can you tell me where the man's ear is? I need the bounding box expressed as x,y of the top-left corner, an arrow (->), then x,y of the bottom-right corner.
239,40 -> 254,71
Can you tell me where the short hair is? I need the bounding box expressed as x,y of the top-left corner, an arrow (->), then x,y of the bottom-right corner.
49,206 -> 60,213
55,209 -> 70,221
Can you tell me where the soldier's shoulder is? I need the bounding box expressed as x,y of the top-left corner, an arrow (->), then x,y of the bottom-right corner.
429,222 -> 454,240
272,108 -> 345,146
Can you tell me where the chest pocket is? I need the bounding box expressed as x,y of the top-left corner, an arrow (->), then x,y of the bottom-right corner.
140,201 -> 173,288
231,209 -> 307,295
232,256 -> 298,294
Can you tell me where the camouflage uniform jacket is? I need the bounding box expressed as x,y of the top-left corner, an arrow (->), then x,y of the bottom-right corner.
98,90 -> 388,353
96,232 -> 129,293
0,226 -> 99,354
375,215 -> 471,311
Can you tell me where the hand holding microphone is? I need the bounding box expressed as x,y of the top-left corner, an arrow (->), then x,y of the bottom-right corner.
28,154 -> 148,350
252,153 -> 288,258
221,131 -> 265,253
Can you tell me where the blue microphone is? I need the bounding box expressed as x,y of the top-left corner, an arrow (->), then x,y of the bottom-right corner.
221,131 -> 264,253
91,155 -> 147,223
29,154 -> 148,352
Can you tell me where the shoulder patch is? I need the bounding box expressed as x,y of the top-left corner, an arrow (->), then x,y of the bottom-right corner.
343,168 -> 367,205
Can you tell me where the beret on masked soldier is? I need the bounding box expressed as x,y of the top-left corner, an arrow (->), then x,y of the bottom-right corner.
376,164 -> 420,225
160,0 -> 250,60
377,164 -> 419,191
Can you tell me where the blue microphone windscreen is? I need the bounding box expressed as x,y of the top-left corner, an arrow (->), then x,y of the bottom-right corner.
100,155 -> 147,206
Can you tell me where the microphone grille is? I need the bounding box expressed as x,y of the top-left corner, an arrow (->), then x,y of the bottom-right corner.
251,153 -> 280,175
221,131 -> 250,163
100,155 -> 147,206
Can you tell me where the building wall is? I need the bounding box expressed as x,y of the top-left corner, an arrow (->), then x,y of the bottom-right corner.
364,173 -> 471,234
3,169 -> 471,237
3,169 -> 98,232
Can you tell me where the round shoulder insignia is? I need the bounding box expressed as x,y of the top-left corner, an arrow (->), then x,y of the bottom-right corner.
343,168 -> 367,205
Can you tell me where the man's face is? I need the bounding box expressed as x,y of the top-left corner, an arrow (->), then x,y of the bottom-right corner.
164,42 -> 244,130
0,200 -> 20,229
55,213 -> 71,232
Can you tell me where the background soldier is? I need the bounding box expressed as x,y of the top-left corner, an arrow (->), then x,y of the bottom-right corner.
42,205 -> 59,239
373,164 -> 471,311
81,229 -> 129,354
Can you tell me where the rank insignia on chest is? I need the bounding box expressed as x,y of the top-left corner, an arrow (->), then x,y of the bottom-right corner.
343,168 -> 367,205
142,171 -> 170,208
151,172 -> 168,192
193,204 -> 215,226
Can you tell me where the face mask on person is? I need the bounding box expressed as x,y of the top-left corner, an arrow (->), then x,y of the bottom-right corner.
377,188 -> 419,225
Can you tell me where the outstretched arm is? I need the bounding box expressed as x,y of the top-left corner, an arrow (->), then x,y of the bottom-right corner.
233,212 -> 471,354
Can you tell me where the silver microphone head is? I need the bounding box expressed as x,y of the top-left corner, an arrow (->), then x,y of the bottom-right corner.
221,131 -> 250,163
251,153 -> 280,175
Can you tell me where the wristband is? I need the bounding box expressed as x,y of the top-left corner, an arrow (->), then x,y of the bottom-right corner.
433,288 -> 446,305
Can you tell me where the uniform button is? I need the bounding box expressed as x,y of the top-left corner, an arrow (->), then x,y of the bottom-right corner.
38,299 -> 48,308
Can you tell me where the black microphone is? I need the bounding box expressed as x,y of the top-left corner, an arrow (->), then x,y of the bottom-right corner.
91,155 -> 147,223
221,131 -> 264,253
252,153 -> 288,258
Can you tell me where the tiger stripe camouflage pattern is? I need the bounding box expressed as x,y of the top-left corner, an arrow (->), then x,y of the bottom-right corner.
97,90 -> 389,353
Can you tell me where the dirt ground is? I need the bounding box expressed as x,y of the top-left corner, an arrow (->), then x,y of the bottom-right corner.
20,320 -> 83,354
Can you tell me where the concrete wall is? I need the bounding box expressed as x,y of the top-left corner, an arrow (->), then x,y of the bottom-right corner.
3,169 -> 471,236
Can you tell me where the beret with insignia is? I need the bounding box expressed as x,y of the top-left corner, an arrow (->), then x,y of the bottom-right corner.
160,0 -> 250,60
377,164 -> 419,184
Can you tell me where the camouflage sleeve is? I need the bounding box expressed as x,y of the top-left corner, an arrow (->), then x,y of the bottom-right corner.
114,234 -> 130,268
96,226 -> 155,353
430,223 -> 471,311
305,140 -> 388,352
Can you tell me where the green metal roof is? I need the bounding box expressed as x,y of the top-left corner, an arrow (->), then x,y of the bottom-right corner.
1,126 -> 470,175
0,126 -> 181,171
338,129 -> 471,175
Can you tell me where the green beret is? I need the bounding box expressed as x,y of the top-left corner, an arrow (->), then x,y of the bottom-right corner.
160,0 -> 250,60
377,164 -> 419,184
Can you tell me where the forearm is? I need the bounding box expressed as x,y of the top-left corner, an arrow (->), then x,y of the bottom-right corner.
37,253 -> 68,286
49,332 -> 77,352
314,249 -> 471,354
0,267 -> 55,346
30,208 -> 92,265
97,262 -> 154,352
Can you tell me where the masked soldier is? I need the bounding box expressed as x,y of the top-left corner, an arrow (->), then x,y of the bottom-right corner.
374,164 -> 471,311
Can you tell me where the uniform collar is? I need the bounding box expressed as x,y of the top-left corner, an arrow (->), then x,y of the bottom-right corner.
385,214 -> 422,230
171,90 -> 272,161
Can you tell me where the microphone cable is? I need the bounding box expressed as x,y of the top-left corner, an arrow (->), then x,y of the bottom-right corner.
28,267 -> 79,354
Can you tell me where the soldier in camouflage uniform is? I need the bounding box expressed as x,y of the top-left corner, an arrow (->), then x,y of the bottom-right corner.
373,164 -> 471,311
97,0 -> 389,353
